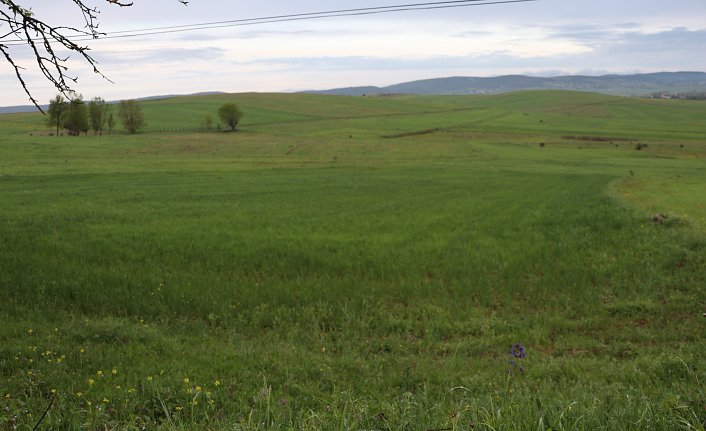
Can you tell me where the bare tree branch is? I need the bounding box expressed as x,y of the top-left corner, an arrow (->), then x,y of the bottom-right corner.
0,0 -> 188,112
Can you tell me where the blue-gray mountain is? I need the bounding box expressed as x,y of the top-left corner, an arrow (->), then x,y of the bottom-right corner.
308,72 -> 706,97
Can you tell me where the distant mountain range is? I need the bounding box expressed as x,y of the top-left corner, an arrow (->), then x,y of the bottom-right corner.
307,72 -> 706,97
3,73 -> 706,114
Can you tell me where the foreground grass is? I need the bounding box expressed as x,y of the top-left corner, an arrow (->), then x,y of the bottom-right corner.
0,92 -> 705,429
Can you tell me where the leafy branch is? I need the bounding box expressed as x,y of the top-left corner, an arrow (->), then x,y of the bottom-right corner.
0,0 -> 187,112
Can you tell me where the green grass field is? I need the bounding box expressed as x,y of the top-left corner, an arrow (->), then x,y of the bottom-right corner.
1,91 -> 705,430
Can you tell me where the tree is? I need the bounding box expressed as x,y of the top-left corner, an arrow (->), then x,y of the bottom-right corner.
47,95 -> 67,136
218,103 -> 243,132
0,1 -> 187,112
106,111 -> 115,135
118,99 -> 144,134
88,97 -> 108,135
63,94 -> 89,136
81,119 -> 90,136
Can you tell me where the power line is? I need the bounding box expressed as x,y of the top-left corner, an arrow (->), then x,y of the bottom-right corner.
0,0 -> 536,45
104,0 -> 529,34
100,0 -> 537,40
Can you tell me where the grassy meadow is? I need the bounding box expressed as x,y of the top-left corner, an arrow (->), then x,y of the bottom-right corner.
0,91 -> 705,430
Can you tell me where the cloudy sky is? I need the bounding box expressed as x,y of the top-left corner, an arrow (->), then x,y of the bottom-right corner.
1,0 -> 705,106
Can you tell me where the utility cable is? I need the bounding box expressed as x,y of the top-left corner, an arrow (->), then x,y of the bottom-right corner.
104,0 -> 527,34
0,0 -> 536,45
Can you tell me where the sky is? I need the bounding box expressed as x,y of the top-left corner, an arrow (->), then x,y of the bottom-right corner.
1,0 -> 706,106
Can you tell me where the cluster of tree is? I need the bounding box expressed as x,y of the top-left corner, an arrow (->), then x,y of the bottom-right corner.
46,96 -> 243,136
196,103 -> 243,132
47,94 -> 144,136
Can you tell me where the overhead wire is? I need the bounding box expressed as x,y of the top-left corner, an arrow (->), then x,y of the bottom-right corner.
0,0 -> 536,45
103,0 -> 531,34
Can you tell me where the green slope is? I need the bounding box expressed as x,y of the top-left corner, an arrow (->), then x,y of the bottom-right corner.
0,91 -> 704,430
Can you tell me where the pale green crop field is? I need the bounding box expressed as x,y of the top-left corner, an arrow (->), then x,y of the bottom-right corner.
0,91 -> 704,430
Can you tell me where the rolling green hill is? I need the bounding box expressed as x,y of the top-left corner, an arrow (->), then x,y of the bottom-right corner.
0,91 -> 704,430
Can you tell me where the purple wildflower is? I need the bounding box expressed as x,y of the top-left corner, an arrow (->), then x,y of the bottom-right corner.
508,342 -> 526,374
511,342 -> 526,359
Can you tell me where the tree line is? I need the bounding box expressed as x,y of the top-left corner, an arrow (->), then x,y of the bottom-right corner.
46,94 -> 243,136
47,94 -> 144,136
647,91 -> 706,100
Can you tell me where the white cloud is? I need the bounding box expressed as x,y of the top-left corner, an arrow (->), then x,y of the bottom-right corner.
2,0 -> 706,105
